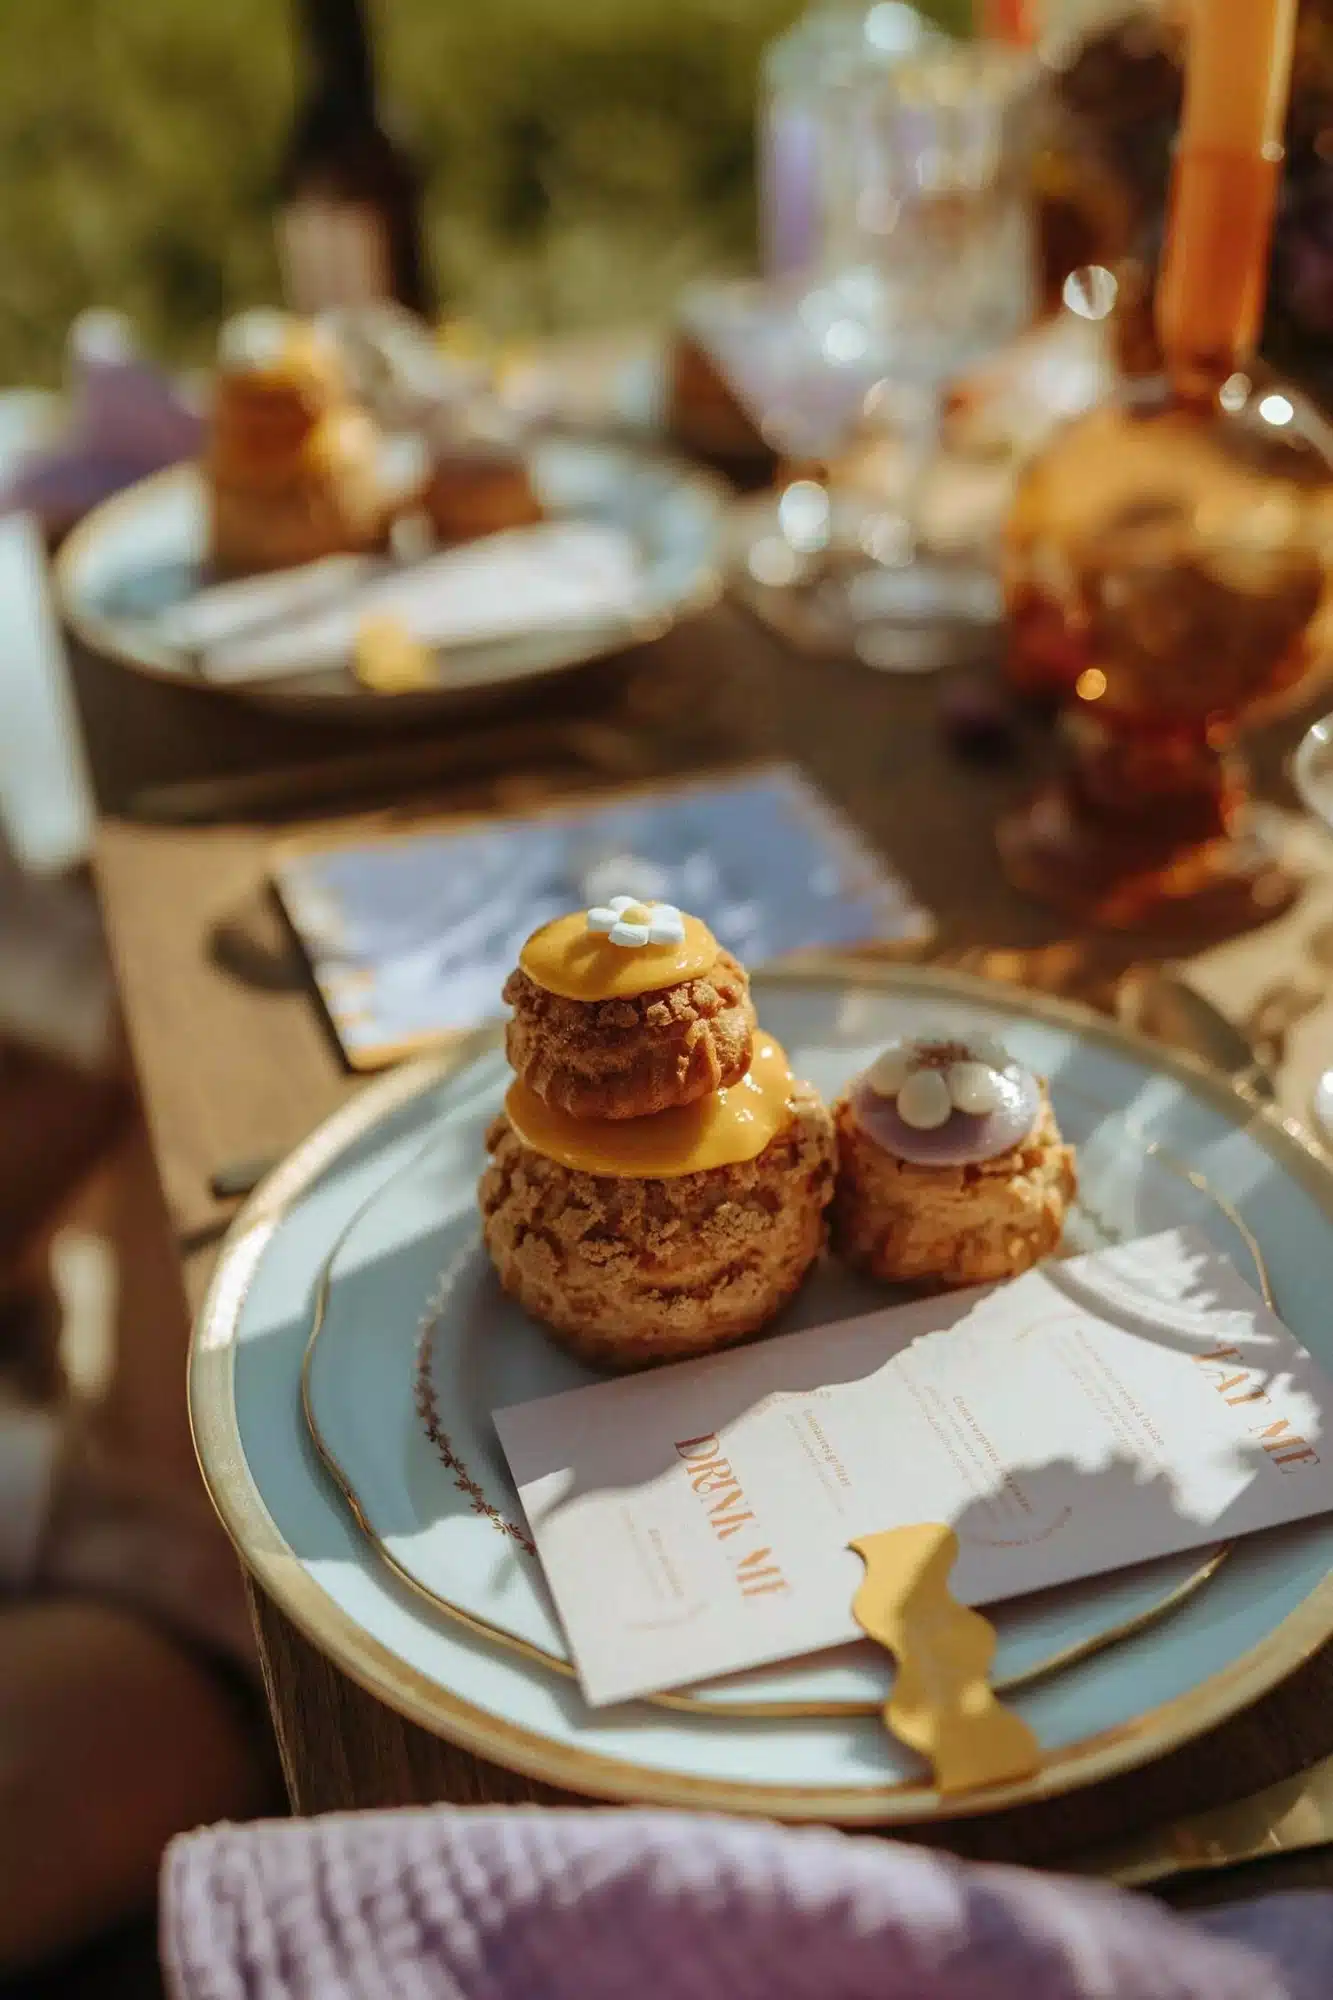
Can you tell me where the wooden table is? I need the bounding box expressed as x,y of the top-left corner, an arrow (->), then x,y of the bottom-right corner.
81,600 -> 1333,1894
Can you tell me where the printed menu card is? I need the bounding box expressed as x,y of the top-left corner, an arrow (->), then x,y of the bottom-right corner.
494,1229 -> 1333,1708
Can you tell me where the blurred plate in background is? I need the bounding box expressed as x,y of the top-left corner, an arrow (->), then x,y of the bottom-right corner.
55,437 -> 725,722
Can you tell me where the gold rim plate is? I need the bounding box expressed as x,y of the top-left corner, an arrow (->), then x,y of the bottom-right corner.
190,963 -> 1333,1823
300,1080 -> 1243,1721
56,448 -> 726,720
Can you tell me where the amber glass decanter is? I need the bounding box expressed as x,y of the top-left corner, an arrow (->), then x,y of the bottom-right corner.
999,0 -> 1333,931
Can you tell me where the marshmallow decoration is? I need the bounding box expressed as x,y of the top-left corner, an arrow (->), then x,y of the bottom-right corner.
866,1042 -> 914,1097
853,1034 -> 1041,1165
896,1068 -> 953,1130
949,1060 -> 1007,1116
586,896 -> 687,951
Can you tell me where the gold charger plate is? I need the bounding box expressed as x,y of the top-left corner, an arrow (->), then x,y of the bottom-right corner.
190,963 -> 1333,1822
302,1062 -> 1238,1722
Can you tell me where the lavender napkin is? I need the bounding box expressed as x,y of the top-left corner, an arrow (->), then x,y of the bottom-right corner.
161,1807 -> 1333,2000
0,310 -> 203,534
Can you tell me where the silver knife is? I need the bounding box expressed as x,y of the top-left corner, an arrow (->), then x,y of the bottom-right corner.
1074,1755 -> 1333,1888
1114,964 -> 1276,1103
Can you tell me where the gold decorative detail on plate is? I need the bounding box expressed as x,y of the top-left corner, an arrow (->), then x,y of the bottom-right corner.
1074,1749 -> 1333,1887
413,1264 -> 535,1558
191,963 -> 1333,1824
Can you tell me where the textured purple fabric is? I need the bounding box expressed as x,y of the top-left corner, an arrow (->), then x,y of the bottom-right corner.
0,344 -> 203,531
160,1807 -> 1333,2000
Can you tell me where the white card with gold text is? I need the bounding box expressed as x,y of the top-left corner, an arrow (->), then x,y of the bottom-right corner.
493,1230 -> 1333,1708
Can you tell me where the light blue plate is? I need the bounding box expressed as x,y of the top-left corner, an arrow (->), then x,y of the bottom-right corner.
191,964 -> 1333,1822
55,438 -> 724,718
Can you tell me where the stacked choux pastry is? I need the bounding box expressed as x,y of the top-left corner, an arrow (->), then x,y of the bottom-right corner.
480,898 -> 836,1371
207,309 -> 384,576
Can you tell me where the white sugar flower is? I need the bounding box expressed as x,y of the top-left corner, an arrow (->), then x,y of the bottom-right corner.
586,895 -> 686,950
866,1035 -> 1019,1130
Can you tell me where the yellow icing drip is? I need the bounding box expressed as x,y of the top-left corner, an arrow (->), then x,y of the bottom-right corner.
519,910 -> 719,1001
506,1034 -> 793,1177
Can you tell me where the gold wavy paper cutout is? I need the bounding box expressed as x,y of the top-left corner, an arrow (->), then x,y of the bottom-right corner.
852,1525 -> 1042,1792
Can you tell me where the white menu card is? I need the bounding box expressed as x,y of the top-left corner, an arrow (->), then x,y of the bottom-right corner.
494,1230 -> 1333,1708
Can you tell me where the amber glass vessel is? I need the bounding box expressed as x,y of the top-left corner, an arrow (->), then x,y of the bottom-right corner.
999,0 -> 1331,930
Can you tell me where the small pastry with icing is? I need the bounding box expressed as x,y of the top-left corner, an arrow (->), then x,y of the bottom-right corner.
831,1033 -> 1076,1289
207,308 -> 385,575
422,401 -> 542,545
502,899 -> 756,1122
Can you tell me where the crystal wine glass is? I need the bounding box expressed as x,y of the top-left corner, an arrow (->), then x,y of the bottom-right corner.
735,38 -> 1040,674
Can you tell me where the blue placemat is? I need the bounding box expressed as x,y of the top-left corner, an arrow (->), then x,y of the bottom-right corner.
274,766 -> 932,1067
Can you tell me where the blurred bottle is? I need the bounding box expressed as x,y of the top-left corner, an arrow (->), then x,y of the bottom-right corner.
278,0 -> 433,318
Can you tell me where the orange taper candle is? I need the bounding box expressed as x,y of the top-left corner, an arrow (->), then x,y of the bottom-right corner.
982,0 -> 1035,45
1156,0 -> 1298,397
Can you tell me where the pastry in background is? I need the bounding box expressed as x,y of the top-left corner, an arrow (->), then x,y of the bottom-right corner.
207,309 -> 385,576
479,901 -> 835,1370
315,305 -> 539,544
831,1033 -> 1075,1289
421,403 -> 542,546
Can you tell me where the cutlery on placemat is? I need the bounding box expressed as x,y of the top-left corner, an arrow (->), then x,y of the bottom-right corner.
127,717 -> 654,825
1116,964 -> 1277,1104
1075,1754 -> 1333,1888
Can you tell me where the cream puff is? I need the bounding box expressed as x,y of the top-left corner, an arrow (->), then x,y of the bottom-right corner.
481,1051 -> 835,1370
831,1033 -> 1076,1289
503,898 -> 755,1122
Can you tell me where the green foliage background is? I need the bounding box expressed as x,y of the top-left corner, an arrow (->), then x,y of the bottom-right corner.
0,0 -> 971,383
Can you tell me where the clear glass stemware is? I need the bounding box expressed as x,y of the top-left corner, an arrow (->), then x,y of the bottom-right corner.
736,39 -> 1040,673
